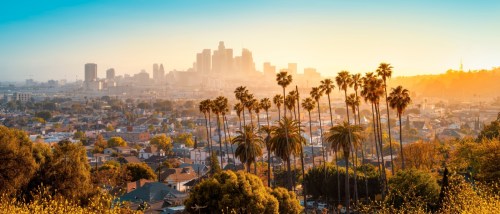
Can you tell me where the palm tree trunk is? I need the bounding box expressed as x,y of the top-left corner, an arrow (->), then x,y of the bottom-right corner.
344,151 -> 351,214
222,115 -> 230,168
384,84 -> 395,175
265,110 -> 272,187
351,108 -> 359,204
376,103 -> 388,198
371,103 -> 383,194
224,116 -> 235,170
343,90 -> 353,212
295,85 -> 307,212
283,87 -> 292,191
399,114 -> 405,169
317,102 -> 326,179
308,111 -> 315,168
204,113 -> 211,155
257,114 -> 262,175
217,114 -> 224,170
208,112 -> 213,155
248,110 -> 254,128
277,106 -> 281,121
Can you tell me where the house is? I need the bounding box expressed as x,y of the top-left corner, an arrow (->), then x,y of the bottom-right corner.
119,182 -> 188,212
119,156 -> 142,164
126,179 -> 155,193
139,145 -> 165,159
160,167 -> 197,192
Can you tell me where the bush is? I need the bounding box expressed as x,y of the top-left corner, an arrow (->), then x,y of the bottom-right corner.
387,169 -> 439,210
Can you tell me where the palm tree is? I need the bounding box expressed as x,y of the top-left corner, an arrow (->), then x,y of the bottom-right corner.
260,98 -> 273,186
325,122 -> 364,214
220,100 -> 232,167
346,93 -> 360,202
233,125 -> 263,173
376,63 -> 395,174
336,70 -> 353,203
310,87 -> 326,174
301,97 -> 316,168
319,78 -> 335,126
285,94 -> 296,119
350,73 -> 363,125
199,99 -> 212,154
361,73 -> 388,197
235,86 -> 249,126
276,70 -> 293,119
387,86 -> 412,170
253,99 -> 262,174
213,96 -> 228,169
273,94 -> 284,120
294,85 -> 307,212
244,94 -> 257,127
269,117 -> 303,191
234,103 -> 244,130
288,90 -> 299,119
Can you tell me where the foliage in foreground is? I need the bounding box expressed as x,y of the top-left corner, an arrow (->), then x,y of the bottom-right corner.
357,173 -> 500,214
0,188 -> 139,214
184,170 -> 302,214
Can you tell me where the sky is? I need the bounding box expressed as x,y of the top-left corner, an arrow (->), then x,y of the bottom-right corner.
1,0 -> 499,82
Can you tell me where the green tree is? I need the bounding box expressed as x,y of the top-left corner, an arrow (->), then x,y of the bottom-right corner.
387,169 -> 439,210
149,134 -> 172,154
0,126 -> 37,196
477,119 -> 500,141
107,137 -> 127,147
93,134 -> 107,153
35,111 -> 52,121
184,170 -> 279,214
388,85 -> 412,169
173,133 -> 194,147
209,152 -> 221,175
233,125 -> 263,173
270,187 -> 302,214
325,122 -> 363,212
106,124 -> 115,132
124,162 -> 156,182
270,118 -> 303,191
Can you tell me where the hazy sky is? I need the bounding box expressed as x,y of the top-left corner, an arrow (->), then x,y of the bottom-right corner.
1,0 -> 499,81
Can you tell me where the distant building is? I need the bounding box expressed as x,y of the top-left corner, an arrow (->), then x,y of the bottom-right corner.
241,48 -> 255,74
263,62 -> 276,77
84,63 -> 97,82
13,92 -> 32,103
212,41 -> 233,74
288,63 -> 297,76
196,49 -> 211,73
106,68 -> 115,79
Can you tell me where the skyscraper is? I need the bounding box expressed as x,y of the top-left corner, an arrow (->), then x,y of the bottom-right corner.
212,41 -> 233,73
153,63 -> 159,80
196,49 -> 211,73
288,63 -> 297,76
158,64 -> 165,80
84,63 -> 97,82
263,62 -> 276,76
106,68 -> 115,79
241,48 -> 255,74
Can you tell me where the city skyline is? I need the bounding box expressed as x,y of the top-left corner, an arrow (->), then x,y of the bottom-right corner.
1,0 -> 500,81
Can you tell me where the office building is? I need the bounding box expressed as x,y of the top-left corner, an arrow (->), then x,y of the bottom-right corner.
85,63 -> 98,82
288,63 -> 297,76
106,68 -> 115,79
196,49 -> 211,73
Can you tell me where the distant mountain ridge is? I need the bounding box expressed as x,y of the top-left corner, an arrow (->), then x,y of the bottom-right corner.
389,67 -> 500,100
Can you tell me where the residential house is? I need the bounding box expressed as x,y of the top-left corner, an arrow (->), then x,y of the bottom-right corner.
160,167 -> 197,192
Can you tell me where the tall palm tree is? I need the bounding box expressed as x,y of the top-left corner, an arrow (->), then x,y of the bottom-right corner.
285,94 -> 296,119
325,122 -> 364,214
233,125 -> 263,173
260,98 -> 273,186
276,70 -> 293,120
336,70 -> 353,203
350,73 -> 363,125
376,63 -> 395,174
234,103 -> 244,130
361,73 -> 388,197
301,97 -> 316,168
294,85 -> 307,212
253,99 -> 262,174
288,90 -> 299,119
310,87 -> 326,174
213,96 -> 228,169
234,86 -> 249,126
346,93 -> 360,202
319,78 -> 335,126
273,94 -> 284,120
221,100 -> 232,167
199,99 -> 212,154
269,118 -> 303,191
387,86 -> 412,170
244,94 -> 257,127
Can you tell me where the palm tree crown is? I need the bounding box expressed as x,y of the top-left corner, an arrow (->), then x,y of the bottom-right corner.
376,63 -> 393,84
310,87 -> 323,102
301,98 -> 315,113
276,70 -> 293,88
319,78 -> 335,95
336,70 -> 353,92
233,125 -> 263,172
325,122 -> 364,158
387,86 -> 411,117
269,118 -> 304,162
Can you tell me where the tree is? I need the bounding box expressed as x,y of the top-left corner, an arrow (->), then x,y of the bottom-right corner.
325,122 -> 363,212
387,169 -> 439,210
477,119 -> 500,141
233,125 -> 263,173
301,97 -> 316,168
150,134 -> 173,154
387,85 -> 412,169
184,171 -> 281,214
93,134 -> 107,153
35,111 -> 52,121
0,126 -> 36,196
270,118 -> 303,191
105,124 -> 115,132
273,94 -> 284,120
233,102 -> 244,130
260,97 -> 273,186
124,162 -> 156,182
270,187 -> 302,214
234,86 -> 249,127
213,96 -> 229,168
209,152 -> 221,175
199,99 -> 213,153
377,62 -> 396,174
107,137 -> 127,147
173,133 -> 194,148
